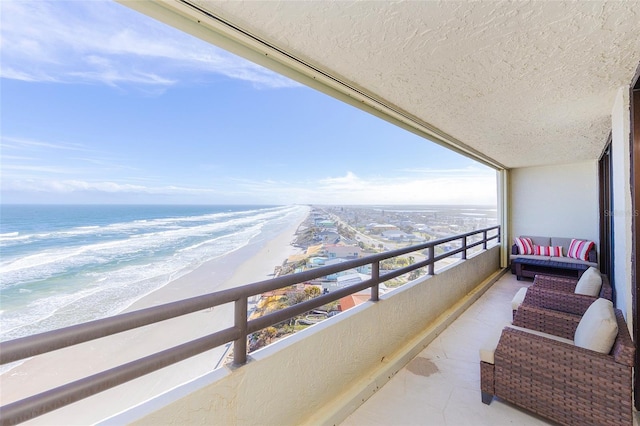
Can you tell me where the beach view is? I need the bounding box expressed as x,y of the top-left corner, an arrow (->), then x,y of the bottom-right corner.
1,0 -> 636,424
1,1 -> 499,423
0,203 -> 496,423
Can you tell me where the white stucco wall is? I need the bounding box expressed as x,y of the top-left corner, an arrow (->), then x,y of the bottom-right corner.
104,247 -> 501,426
610,86 -> 633,321
509,161 -> 599,246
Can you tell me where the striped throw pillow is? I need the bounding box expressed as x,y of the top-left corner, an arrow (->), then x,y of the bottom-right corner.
534,245 -> 563,257
514,237 -> 534,255
568,239 -> 595,261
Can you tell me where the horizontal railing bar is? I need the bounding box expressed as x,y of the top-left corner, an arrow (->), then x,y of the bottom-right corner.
0,327 -> 240,426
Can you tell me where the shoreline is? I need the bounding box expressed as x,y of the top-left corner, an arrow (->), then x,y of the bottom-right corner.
0,206 -> 309,424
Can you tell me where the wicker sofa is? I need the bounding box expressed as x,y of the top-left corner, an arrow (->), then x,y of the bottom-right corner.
480,303 -> 635,426
511,235 -> 598,280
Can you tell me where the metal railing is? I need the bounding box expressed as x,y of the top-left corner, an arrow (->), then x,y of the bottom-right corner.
0,226 -> 500,425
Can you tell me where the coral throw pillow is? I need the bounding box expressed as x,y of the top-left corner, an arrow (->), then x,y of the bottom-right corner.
534,245 -> 563,257
514,237 -> 534,255
568,239 -> 595,261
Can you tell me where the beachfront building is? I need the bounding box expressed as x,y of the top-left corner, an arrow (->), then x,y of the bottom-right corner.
316,219 -> 335,228
2,2 -> 640,425
325,244 -> 363,260
367,223 -> 398,234
317,231 -> 340,244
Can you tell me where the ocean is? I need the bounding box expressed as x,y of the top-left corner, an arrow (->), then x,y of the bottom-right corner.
0,204 -> 308,344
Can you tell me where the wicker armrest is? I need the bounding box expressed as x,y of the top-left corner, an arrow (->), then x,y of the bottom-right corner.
600,275 -> 613,300
512,305 -> 580,339
496,326 -> 619,366
612,310 -> 635,366
532,274 -> 578,292
523,286 -> 596,316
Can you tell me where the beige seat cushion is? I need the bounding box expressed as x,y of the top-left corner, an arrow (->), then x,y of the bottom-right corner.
511,287 -> 528,311
479,323 -> 574,365
479,323 -> 509,365
508,325 -> 574,346
574,298 -> 618,353
574,266 -> 602,297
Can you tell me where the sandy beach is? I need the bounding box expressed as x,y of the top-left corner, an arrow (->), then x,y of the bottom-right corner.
0,206 -> 309,425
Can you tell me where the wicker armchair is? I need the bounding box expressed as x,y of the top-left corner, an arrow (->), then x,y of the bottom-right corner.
481,305 -> 635,426
522,273 -> 612,316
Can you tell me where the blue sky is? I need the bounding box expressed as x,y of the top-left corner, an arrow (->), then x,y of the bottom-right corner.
0,0 -> 497,205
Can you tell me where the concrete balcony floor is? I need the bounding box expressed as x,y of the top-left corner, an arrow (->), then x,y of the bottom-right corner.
341,272 -> 638,426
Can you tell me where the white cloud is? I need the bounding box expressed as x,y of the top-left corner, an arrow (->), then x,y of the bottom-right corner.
1,133 -> 497,205
318,171 -> 366,191
1,170 -> 497,205
0,0 -> 299,89
220,171 -> 497,205
1,136 -> 88,152
1,178 -> 216,196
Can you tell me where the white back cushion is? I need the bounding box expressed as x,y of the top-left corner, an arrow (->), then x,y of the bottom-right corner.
574,267 -> 602,297
574,298 -> 618,353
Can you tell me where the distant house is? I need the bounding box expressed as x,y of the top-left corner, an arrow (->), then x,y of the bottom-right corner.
381,230 -> 408,240
325,244 -> 363,259
356,264 -> 372,275
338,285 -> 390,312
381,230 -> 424,242
316,219 -> 335,228
307,257 -> 327,267
318,231 -> 340,244
325,265 -> 358,282
414,223 -> 432,232
323,259 -> 373,280
321,272 -> 370,293
336,273 -> 371,287
339,293 -> 370,311
369,224 -> 397,234
306,244 -> 326,256
324,258 -> 349,267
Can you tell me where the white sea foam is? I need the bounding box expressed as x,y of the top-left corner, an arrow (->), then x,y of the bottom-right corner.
0,205 -> 308,343
1,224 -> 262,339
0,208 -> 286,283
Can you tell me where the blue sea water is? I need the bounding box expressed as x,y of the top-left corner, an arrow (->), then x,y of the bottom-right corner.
0,204 -> 307,343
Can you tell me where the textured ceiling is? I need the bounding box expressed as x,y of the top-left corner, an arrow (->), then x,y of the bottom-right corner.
188,1 -> 640,169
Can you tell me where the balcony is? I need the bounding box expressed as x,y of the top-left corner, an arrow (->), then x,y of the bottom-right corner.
1,228 -> 506,425
1,1 -> 638,423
